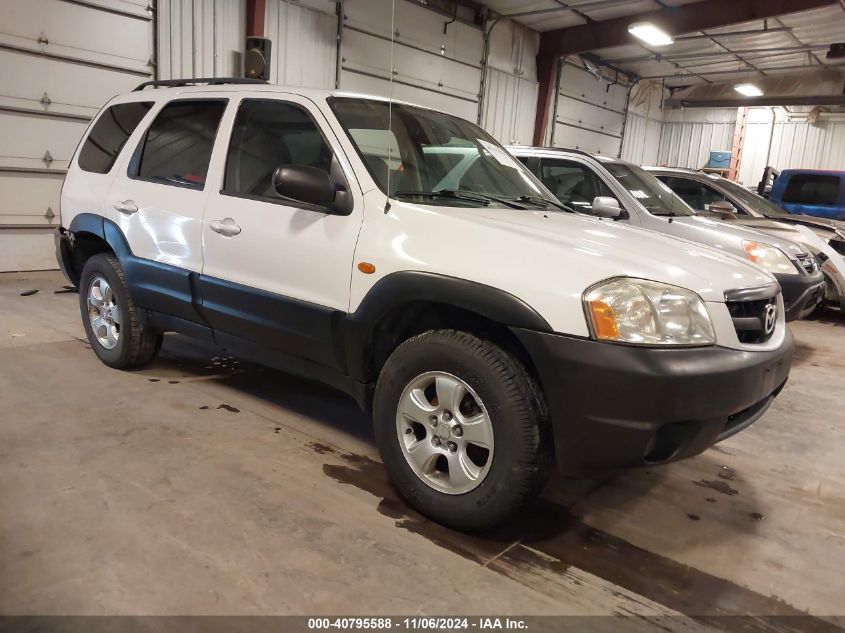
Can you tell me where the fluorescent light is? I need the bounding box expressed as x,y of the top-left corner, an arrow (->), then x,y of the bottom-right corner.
628,22 -> 674,46
734,83 -> 764,97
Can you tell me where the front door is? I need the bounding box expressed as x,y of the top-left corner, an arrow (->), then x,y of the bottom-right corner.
199,95 -> 363,368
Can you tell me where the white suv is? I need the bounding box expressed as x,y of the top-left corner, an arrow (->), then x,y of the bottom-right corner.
57,78 -> 793,531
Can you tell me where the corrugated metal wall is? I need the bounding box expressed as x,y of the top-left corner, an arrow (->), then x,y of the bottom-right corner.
620,80 -> 664,166
656,108 -> 736,169
157,0 -> 246,80
265,0 -> 337,89
479,20 -> 538,145
740,108 -> 845,187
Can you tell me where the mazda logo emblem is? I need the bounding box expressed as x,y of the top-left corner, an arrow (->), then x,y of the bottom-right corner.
763,303 -> 777,336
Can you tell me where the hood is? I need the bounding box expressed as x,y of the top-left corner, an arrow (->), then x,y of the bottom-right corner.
672,215 -> 808,258
372,200 -> 776,304
765,213 -> 845,238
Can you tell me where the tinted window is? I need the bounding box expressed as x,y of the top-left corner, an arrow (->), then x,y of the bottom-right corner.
224,100 -> 333,198
659,176 -> 731,212
783,174 -> 840,206
78,102 -> 152,173
135,100 -> 227,189
539,159 -> 613,213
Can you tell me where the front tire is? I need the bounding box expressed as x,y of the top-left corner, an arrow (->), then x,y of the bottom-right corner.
373,330 -> 553,532
79,253 -> 162,369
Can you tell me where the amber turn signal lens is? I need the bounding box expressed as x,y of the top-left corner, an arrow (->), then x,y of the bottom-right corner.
357,262 -> 376,274
588,299 -> 619,340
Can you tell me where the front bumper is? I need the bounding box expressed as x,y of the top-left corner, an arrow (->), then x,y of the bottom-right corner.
776,270 -> 825,321
512,327 -> 793,475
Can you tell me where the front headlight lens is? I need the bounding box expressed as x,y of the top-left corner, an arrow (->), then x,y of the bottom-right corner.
742,240 -> 798,275
584,278 -> 715,346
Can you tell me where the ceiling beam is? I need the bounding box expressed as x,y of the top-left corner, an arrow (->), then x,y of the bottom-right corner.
537,0 -> 837,60
667,94 -> 845,108
531,0 -> 837,144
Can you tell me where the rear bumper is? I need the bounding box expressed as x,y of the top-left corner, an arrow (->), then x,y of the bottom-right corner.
776,271 -> 825,321
54,227 -> 78,287
512,327 -> 793,475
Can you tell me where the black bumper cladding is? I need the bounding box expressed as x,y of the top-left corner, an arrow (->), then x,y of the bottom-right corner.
776,270 -> 825,321
512,328 -> 793,475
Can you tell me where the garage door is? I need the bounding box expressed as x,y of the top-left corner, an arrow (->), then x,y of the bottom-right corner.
340,0 -> 483,123
551,58 -> 628,157
0,0 -> 154,272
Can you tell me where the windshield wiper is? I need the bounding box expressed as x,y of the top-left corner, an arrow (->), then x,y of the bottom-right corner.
393,189 -> 528,209
513,195 -> 573,213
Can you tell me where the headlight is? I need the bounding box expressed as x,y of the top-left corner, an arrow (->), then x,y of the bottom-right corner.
742,240 -> 798,275
584,278 -> 715,346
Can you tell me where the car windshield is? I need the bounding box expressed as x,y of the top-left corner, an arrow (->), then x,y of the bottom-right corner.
328,97 -> 556,209
716,178 -> 791,217
604,163 -> 696,217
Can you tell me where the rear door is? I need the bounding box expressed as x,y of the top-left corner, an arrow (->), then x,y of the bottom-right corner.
105,97 -> 229,321
62,99 -> 155,229
199,94 -> 363,368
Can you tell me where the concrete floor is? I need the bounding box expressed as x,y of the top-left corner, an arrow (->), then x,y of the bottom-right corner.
1,271 -> 844,623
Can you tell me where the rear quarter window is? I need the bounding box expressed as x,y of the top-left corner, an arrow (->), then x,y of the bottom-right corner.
782,174 -> 841,206
77,102 -> 153,174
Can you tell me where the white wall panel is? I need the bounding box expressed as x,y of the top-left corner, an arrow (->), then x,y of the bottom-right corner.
739,108 -> 845,187
266,0 -> 337,89
551,59 -> 628,156
0,0 -> 154,271
620,80 -> 665,166
339,0 -> 483,120
480,19 -> 538,143
481,69 -> 537,145
157,0 -> 245,79
657,109 -> 736,169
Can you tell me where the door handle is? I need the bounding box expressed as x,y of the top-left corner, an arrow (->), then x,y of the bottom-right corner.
209,217 -> 242,237
114,200 -> 139,215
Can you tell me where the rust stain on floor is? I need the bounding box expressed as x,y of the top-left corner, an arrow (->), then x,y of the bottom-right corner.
312,442 -> 841,632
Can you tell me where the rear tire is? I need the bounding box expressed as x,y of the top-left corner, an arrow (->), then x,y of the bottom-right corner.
373,330 -> 553,532
79,253 -> 162,369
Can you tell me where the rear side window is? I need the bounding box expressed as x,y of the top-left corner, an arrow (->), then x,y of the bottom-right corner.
223,99 -> 333,199
782,174 -> 840,206
133,100 -> 227,189
78,102 -> 152,174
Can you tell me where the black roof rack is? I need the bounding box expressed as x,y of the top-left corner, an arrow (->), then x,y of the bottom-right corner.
133,77 -> 268,92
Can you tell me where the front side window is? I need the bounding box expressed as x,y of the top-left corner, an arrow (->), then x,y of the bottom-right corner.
223,99 -> 334,199
717,178 -> 789,217
658,176 -> 731,212
329,97 -> 554,209
78,102 -> 153,174
539,159 -> 613,213
783,174 -> 840,206
133,100 -> 227,189
604,163 -> 695,217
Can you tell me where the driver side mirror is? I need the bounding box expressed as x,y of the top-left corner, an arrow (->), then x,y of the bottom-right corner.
272,164 -> 352,215
592,196 -> 624,219
709,199 -> 736,214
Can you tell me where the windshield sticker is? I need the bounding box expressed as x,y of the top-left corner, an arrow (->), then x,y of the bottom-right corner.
478,140 -> 522,170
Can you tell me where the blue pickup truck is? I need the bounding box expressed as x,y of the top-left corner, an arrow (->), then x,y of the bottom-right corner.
767,169 -> 845,220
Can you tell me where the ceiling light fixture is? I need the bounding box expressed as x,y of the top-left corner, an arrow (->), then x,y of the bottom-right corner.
628,22 -> 674,46
734,83 -> 764,97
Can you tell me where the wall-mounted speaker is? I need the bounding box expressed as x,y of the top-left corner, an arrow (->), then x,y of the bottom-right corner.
245,37 -> 272,81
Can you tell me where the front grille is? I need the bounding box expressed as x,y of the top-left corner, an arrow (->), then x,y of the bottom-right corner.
726,296 -> 778,344
795,253 -> 818,274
